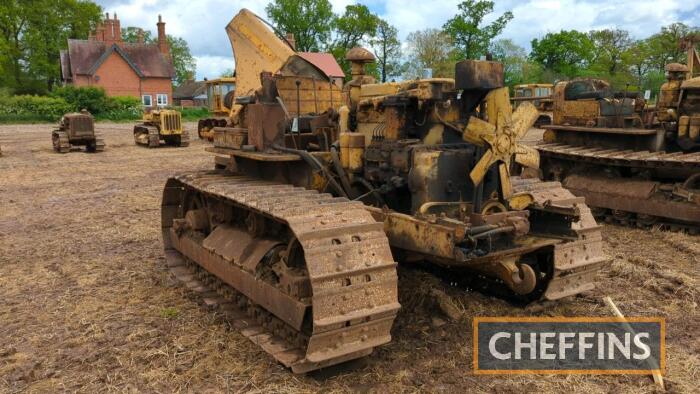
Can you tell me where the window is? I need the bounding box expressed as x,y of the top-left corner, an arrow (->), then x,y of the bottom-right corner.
142,95 -> 152,106
157,94 -> 168,106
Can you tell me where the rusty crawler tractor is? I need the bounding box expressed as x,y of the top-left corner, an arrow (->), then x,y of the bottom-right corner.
197,77 -> 236,141
161,15 -> 607,372
537,42 -> 700,231
134,109 -> 189,148
512,83 -> 554,127
52,111 -> 105,153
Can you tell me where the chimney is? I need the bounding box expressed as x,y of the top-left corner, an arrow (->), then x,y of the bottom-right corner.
113,13 -> 122,44
285,33 -> 296,50
101,12 -> 122,45
95,22 -> 105,42
137,28 -> 144,44
157,15 -> 170,59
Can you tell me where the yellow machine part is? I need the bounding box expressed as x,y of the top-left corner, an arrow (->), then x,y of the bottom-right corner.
145,110 -> 183,135
226,9 -> 294,99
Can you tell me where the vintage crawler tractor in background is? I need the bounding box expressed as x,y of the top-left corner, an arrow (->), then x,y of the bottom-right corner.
52,111 -> 105,153
512,83 -> 554,127
537,39 -> 700,231
134,109 -> 189,148
197,77 -> 236,141
160,8 -> 606,374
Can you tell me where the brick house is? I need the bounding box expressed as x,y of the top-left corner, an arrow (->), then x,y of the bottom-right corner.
60,13 -> 175,107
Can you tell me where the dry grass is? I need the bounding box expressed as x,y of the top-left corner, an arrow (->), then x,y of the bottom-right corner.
0,123 -> 698,392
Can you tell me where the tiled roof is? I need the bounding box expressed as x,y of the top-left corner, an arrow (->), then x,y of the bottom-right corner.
63,39 -> 174,79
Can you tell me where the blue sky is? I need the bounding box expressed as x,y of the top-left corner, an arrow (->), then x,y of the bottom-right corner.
95,0 -> 700,79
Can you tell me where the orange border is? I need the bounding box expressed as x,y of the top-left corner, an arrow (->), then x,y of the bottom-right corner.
472,316 -> 666,375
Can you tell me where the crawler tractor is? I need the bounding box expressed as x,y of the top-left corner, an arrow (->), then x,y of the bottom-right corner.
52,111 -> 105,153
512,83 -> 554,127
134,109 -> 189,148
160,8 -> 606,375
197,77 -> 236,141
537,42 -> 700,231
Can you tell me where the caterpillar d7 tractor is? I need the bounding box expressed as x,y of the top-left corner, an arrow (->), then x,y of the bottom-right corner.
134,109 -> 189,148
197,77 -> 236,141
537,40 -> 700,231
160,8 -> 607,375
52,111 -> 105,153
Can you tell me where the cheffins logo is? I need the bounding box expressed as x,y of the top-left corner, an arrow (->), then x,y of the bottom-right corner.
473,317 -> 665,374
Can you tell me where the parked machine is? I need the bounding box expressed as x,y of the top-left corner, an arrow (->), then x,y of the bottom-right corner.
134,109 -> 189,148
52,111 -> 105,153
537,42 -> 700,231
512,83 -> 554,127
159,9 -> 606,374
197,77 -> 236,141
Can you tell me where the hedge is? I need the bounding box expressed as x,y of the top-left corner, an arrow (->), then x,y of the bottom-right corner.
0,88 -> 143,123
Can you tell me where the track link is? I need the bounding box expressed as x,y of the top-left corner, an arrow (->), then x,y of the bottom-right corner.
162,171 -> 399,373
52,131 -> 70,153
512,177 -> 607,300
538,143 -> 700,232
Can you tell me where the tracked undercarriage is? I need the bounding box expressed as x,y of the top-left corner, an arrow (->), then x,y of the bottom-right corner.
160,11 -> 607,373
539,142 -> 700,232
134,110 -> 189,148
52,112 -> 104,153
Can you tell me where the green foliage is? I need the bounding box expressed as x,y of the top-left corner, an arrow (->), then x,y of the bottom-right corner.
51,85 -> 108,114
530,30 -> 595,78
0,87 -> 141,123
265,0 -> 335,52
443,0 -> 513,60
329,4 -> 380,79
0,94 -> 72,123
588,29 -> 633,75
371,20 -> 402,82
0,0 -> 102,94
403,29 -> 456,79
179,107 -> 210,121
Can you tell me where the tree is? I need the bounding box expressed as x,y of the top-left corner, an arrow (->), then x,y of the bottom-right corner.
645,23 -> 696,72
122,27 -> 196,85
589,29 -> 633,75
0,0 -> 102,94
530,30 -> 595,78
443,0 -> 513,60
490,38 -> 528,86
329,4 -> 379,79
265,0 -> 335,52
403,29 -> 455,79
370,20 -> 401,82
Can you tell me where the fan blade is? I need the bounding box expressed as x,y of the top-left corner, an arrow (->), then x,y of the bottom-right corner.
470,149 -> 497,186
464,116 -> 496,145
499,163 -> 513,200
514,144 -> 540,169
511,101 -> 540,139
485,87 -> 512,125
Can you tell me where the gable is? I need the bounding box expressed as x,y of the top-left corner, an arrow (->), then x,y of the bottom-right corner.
93,52 -> 142,83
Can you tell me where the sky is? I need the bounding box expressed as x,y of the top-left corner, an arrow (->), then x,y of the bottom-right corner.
95,0 -> 700,80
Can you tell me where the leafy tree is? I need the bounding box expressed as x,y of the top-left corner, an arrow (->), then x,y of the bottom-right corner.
589,29 -> 633,75
403,28 -> 455,79
370,20 -> 401,82
0,0 -> 102,94
329,4 -> 379,79
443,0 -> 513,60
644,23 -> 696,72
530,30 -> 595,78
265,0 -> 335,52
122,27 -> 196,86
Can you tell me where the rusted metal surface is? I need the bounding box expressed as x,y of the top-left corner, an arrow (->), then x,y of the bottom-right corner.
162,171 -> 399,373
52,112 -> 104,153
134,110 -> 189,148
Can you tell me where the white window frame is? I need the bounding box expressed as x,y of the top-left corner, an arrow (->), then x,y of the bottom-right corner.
157,94 -> 168,106
142,94 -> 152,106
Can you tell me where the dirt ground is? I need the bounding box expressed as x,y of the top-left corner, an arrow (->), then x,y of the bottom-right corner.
0,123 -> 698,393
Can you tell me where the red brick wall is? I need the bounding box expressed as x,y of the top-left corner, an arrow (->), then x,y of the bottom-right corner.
71,52 -> 172,106
91,53 -> 141,96
141,78 -> 173,106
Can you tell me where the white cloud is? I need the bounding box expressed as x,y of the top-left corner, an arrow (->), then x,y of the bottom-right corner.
96,0 -> 700,79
